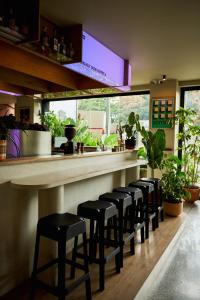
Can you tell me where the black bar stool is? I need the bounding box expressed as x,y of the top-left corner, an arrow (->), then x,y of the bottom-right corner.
31,213 -> 92,300
129,181 -> 156,239
113,186 -> 145,244
140,177 -> 164,227
74,200 -> 121,291
99,192 -> 133,267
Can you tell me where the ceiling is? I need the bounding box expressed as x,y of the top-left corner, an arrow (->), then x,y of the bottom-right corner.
41,0 -> 200,86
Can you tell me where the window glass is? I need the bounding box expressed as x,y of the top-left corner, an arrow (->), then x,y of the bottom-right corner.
185,90 -> 200,125
49,100 -> 76,120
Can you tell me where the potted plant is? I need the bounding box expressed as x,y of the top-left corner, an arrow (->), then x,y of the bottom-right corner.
134,113 -> 166,178
175,108 -> 200,202
161,155 -> 187,216
123,112 -> 139,149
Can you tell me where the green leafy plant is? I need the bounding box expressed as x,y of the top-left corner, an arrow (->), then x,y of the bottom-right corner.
175,107 -> 200,186
41,111 -> 76,137
104,134 -> 118,148
123,112 -> 140,139
161,155 -> 187,203
132,112 -> 166,177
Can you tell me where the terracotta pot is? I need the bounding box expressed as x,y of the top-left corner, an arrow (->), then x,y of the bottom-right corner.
0,139 -> 7,161
164,201 -> 183,217
184,186 -> 200,202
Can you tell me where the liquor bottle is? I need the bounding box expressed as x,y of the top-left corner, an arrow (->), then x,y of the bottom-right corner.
40,26 -> 49,55
8,7 -> 18,31
50,28 -> 59,52
20,16 -> 29,36
69,42 -> 74,59
59,35 -> 66,56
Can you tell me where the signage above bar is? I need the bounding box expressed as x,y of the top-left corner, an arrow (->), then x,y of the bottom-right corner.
64,29 -> 131,91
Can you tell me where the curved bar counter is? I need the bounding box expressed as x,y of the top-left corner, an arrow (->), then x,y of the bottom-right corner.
0,150 -> 146,296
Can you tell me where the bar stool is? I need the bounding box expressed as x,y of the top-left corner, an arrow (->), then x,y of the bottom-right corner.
31,213 -> 92,300
74,200 -> 121,291
140,177 -> 164,227
113,186 -> 145,244
99,192 -> 133,267
129,181 -> 156,239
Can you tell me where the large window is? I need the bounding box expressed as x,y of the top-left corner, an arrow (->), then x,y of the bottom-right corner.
184,89 -> 200,125
43,92 -> 150,147
77,93 -> 150,134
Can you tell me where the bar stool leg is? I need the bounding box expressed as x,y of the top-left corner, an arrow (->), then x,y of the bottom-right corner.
89,220 -> 95,263
118,208 -> 124,268
83,232 -> 92,300
129,205 -> 135,255
30,228 -> 40,298
58,236 -> 66,300
70,235 -> 78,279
113,216 -> 120,273
99,219 -> 105,291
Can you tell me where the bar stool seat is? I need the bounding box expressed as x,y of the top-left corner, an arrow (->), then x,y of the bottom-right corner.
140,177 -> 164,227
99,192 -> 133,267
31,212 -> 92,300
113,186 -> 145,243
129,181 -> 156,239
74,200 -> 120,291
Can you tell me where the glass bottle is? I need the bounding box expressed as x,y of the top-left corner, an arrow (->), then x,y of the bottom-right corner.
51,28 -> 59,53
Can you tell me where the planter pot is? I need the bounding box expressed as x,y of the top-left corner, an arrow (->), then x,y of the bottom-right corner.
125,137 -> 136,149
184,186 -> 200,202
0,139 -> 7,161
7,129 -> 51,157
164,201 -> 183,217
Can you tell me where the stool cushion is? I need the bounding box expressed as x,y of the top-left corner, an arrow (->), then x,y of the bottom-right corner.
129,181 -> 154,193
78,200 -> 117,220
38,213 -> 85,241
140,177 -> 161,188
113,187 -> 143,201
99,192 -> 132,209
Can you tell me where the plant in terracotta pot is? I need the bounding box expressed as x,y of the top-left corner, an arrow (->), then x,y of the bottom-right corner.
175,107 -> 200,202
123,112 -> 139,149
161,155 -> 187,216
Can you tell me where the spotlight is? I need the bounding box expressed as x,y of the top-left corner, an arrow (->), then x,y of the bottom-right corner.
162,75 -> 167,81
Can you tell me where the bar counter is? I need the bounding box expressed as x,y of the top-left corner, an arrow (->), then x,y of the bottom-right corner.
0,150 -> 146,296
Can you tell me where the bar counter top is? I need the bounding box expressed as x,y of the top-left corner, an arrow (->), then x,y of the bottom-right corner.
0,150 -> 136,166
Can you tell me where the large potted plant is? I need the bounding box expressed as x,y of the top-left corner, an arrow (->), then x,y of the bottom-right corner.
134,112 -> 166,177
175,108 -> 200,202
161,155 -> 187,216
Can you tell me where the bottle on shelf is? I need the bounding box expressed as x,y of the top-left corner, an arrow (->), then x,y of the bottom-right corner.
20,16 -> 29,36
8,7 -> 18,31
69,42 -> 74,59
50,28 -> 59,53
40,26 -> 49,55
58,34 -> 67,62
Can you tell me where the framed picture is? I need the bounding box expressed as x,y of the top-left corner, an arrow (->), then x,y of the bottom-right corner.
151,97 -> 175,128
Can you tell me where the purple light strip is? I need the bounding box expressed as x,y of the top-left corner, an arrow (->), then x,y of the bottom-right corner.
0,89 -> 23,96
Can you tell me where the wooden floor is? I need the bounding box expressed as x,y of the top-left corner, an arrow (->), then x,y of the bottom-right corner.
2,203 -> 193,300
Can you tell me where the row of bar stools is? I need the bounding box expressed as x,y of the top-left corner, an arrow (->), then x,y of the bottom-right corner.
129,181 -> 156,239
73,200 -> 121,291
113,186 -> 145,244
99,192 -> 133,267
140,178 -> 164,227
31,213 -> 92,300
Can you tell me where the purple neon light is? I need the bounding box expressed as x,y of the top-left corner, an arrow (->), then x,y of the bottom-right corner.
64,31 -> 131,90
0,89 -> 23,96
